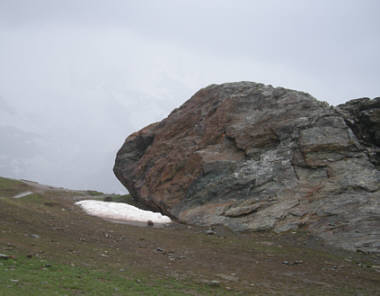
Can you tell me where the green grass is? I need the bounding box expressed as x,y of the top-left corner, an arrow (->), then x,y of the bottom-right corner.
1,193 -> 46,209
0,177 -> 29,198
0,255 -> 227,296
104,194 -> 133,203
85,190 -> 104,196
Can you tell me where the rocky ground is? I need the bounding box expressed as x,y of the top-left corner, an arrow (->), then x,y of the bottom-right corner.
0,176 -> 380,295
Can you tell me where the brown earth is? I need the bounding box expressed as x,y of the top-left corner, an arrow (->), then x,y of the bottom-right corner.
1,178 -> 380,295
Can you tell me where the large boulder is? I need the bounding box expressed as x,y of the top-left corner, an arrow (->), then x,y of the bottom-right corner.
114,82 -> 380,252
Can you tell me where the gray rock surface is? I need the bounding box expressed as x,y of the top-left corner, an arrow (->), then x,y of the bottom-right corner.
114,82 -> 380,253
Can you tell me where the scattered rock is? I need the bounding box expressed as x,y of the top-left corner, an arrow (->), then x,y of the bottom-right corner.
0,253 -> 10,260
30,234 -> 40,239
216,273 -> 239,282
205,229 -> 216,235
258,241 -> 274,246
147,220 -> 154,227
114,81 -> 380,253
282,260 -> 304,266
155,247 -> 166,254
200,279 -> 221,287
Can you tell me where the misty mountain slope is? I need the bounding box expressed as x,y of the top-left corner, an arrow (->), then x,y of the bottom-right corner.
0,74 -> 194,193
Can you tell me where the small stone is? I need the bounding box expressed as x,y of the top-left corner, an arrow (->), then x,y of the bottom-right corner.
205,229 -> 216,235
216,273 -> 239,282
147,220 -> 154,227
0,254 -> 10,260
155,247 -> 165,253
210,280 -> 221,287
201,279 -> 221,287
259,241 -> 274,246
282,261 -> 289,265
30,234 -> 40,239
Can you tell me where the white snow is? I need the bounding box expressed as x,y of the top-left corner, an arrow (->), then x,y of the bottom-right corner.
13,191 -> 34,199
75,200 -> 171,224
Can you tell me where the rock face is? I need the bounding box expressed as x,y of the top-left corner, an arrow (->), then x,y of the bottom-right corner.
114,82 -> 380,253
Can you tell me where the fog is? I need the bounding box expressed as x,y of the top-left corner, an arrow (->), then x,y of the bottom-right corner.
0,0 -> 379,193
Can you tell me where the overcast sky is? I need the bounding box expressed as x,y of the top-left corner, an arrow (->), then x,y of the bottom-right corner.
0,0 -> 379,193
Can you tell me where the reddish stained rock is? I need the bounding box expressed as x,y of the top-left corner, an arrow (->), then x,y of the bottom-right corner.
114,82 -> 380,253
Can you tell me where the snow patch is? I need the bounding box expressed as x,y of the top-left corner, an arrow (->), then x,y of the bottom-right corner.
75,200 -> 171,224
13,191 -> 33,198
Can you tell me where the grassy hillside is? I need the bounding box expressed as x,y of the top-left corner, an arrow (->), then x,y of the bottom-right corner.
0,177 -> 30,198
0,176 -> 379,295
